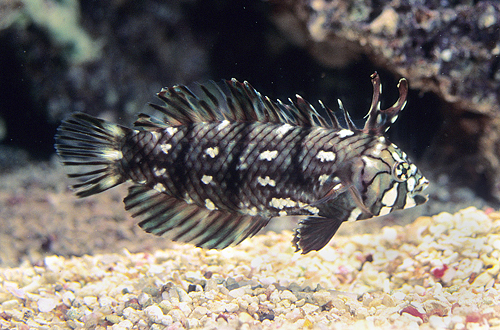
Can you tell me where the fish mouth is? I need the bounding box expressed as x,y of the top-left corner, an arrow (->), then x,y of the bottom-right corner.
413,194 -> 428,205
413,177 -> 429,205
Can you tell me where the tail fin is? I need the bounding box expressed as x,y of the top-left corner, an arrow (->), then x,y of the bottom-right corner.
55,113 -> 131,197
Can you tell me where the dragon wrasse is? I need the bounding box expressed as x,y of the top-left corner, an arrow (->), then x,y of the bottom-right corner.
55,73 -> 428,254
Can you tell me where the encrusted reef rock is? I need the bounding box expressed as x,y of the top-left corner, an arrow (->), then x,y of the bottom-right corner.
271,0 -> 500,199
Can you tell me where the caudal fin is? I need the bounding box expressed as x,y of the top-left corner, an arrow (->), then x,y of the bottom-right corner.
55,113 -> 130,197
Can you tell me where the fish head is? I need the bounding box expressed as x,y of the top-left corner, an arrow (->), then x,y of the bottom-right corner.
350,137 -> 429,217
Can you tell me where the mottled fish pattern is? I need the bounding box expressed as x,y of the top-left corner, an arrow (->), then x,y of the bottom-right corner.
55,73 -> 428,254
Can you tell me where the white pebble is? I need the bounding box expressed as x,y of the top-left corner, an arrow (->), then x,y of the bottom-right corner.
208,300 -> 226,314
178,302 -> 192,316
99,296 -> 114,307
269,290 -> 281,304
38,298 -> 57,313
226,302 -> 239,313
115,320 -> 133,329
83,296 -> 97,306
2,300 -> 19,310
190,306 -> 209,319
280,290 -> 297,303
382,227 -> 398,241
138,292 -> 151,306
62,291 -> 75,307
44,255 -> 64,272
301,303 -> 319,315
145,305 -> 164,323
229,287 -> 246,298
429,315 -> 446,329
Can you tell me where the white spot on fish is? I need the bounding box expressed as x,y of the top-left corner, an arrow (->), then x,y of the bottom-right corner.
257,176 -> 276,187
205,147 -> 219,158
217,120 -> 230,130
160,143 -> 172,154
279,211 -> 287,217
382,184 -> 398,207
338,129 -> 354,138
373,143 -> 385,156
405,195 -> 417,208
304,205 -> 320,215
151,131 -> 162,140
378,136 -> 386,143
246,207 -> 258,216
269,197 -> 296,209
392,152 -> 403,162
406,177 -> 416,192
379,206 -> 392,216
237,162 -> 248,170
332,183 -> 343,191
316,150 -> 336,162
153,183 -> 166,193
166,127 -> 178,136
276,124 -> 293,136
418,176 -> 429,188
259,150 -> 278,161
348,208 -> 362,222
201,175 -> 213,185
205,199 -> 217,211
410,164 -> 417,175
154,167 -> 166,176
318,174 -> 330,185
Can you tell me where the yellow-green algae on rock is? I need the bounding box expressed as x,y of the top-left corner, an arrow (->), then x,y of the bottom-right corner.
1,207 -> 499,329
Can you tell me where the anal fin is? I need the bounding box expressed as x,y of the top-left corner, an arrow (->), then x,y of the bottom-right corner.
292,217 -> 343,254
124,185 -> 270,249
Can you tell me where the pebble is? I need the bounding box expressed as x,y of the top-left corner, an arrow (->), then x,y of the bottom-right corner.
312,291 -> 331,306
239,312 -> 254,323
229,286 -> 247,298
190,306 -> 209,319
37,298 -> 57,313
66,308 -> 84,320
269,290 -> 281,304
301,303 -> 319,315
280,290 -> 297,303
62,291 -> 75,307
115,320 -> 133,329
83,296 -> 97,306
225,302 -> 240,313
105,315 -> 121,324
429,315 -> 447,329
144,305 -> 164,323
2,299 -> 20,309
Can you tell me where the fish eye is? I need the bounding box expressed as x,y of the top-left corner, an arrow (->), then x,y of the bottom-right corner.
393,161 -> 410,182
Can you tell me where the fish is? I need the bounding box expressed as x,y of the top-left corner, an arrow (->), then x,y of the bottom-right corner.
55,72 -> 429,254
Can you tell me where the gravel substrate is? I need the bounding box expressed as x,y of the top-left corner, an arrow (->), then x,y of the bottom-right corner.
1,207 -> 499,329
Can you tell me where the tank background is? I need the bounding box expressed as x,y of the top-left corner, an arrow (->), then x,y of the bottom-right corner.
0,0 -> 497,266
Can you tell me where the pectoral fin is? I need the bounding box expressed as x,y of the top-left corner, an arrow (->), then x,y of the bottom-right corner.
294,188 -> 368,254
292,216 -> 344,254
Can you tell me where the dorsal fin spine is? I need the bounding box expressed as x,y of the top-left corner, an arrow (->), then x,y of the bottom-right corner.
362,72 -> 408,135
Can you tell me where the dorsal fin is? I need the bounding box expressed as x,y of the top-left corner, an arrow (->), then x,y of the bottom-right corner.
147,74 -> 407,134
133,113 -> 170,130
362,72 -> 408,135
148,79 -> 341,128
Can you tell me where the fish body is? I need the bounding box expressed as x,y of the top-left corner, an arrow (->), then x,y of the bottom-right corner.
55,73 -> 428,253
